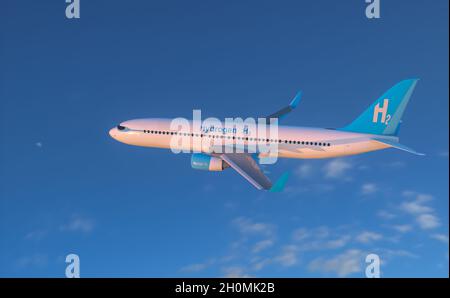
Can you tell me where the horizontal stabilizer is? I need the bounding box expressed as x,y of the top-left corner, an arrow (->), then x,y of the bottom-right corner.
372,138 -> 425,156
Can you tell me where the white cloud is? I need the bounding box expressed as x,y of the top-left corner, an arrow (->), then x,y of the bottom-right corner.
180,263 -> 209,273
398,192 -> 440,230
415,194 -> 433,203
15,254 -> 48,269
293,226 -> 330,241
361,183 -> 378,195
251,258 -> 271,271
401,190 -> 416,197
252,239 -> 274,254
401,191 -> 433,202
180,259 -> 216,273
308,249 -> 363,277
430,234 -> 449,244
323,159 -> 352,179
292,226 -> 353,251
222,266 -> 252,278
292,228 -> 310,241
377,210 -> 396,220
314,226 -> 331,239
186,220 -> 429,277
35,142 -> 43,148
232,217 -> 274,237
391,224 -> 413,233
381,249 -> 419,259
416,214 -> 440,229
324,235 -> 351,249
274,245 -> 298,267
60,215 -> 94,233
355,231 -> 383,243
295,164 -> 313,179
292,226 -> 350,251
24,229 -> 47,241
399,201 -> 433,214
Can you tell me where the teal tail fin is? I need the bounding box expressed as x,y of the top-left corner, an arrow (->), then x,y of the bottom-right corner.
340,79 -> 419,136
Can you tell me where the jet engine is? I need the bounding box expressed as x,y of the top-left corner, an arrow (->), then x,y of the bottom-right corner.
191,153 -> 229,171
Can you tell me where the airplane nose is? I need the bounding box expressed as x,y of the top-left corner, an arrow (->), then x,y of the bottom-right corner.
109,127 -> 118,139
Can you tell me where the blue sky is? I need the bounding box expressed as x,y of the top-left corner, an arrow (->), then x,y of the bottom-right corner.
0,0 -> 448,277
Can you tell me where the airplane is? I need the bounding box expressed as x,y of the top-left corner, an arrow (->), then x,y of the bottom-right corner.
109,79 -> 423,191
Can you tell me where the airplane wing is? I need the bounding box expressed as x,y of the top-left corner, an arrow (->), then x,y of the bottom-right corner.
265,91 -> 302,123
217,153 -> 289,191
220,153 -> 273,190
208,90 -> 300,191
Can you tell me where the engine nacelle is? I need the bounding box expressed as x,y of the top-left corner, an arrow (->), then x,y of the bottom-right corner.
191,153 -> 229,171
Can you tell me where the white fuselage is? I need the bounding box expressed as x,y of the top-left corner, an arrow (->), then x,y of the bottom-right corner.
109,118 -> 394,159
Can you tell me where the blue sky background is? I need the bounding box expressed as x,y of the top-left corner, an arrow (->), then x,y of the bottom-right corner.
0,0 -> 448,277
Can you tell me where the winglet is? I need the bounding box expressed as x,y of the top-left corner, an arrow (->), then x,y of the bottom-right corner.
269,172 -> 290,192
289,91 -> 302,109
266,91 -> 302,121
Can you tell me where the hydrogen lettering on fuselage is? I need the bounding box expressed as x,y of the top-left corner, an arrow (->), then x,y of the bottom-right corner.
200,125 -> 250,135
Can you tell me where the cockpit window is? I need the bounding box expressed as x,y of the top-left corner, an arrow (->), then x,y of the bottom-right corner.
117,125 -> 126,131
